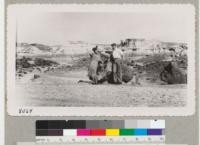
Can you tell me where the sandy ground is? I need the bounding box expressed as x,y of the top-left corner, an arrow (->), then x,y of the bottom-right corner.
15,69 -> 187,107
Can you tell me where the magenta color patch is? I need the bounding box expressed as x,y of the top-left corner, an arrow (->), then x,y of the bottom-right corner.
77,129 -> 91,136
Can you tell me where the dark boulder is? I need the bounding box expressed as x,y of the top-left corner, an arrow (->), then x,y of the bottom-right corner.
160,62 -> 187,84
122,64 -> 134,83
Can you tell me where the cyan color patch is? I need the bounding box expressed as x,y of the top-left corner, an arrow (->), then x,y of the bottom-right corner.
134,129 -> 147,135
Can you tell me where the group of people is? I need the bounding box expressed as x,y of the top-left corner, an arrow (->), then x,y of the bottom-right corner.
88,43 -> 124,84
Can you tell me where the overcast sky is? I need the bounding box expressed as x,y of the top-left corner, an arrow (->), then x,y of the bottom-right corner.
17,11 -> 193,45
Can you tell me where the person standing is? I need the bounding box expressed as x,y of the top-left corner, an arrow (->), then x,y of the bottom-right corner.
111,43 -> 124,84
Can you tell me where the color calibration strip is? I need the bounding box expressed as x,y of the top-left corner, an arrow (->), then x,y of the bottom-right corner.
36,120 -> 165,143
36,128 -> 164,136
36,120 -> 165,136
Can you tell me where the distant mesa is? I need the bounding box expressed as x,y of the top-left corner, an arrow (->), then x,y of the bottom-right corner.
16,39 -> 188,57
30,43 -> 52,52
16,43 -> 65,56
118,38 -> 187,54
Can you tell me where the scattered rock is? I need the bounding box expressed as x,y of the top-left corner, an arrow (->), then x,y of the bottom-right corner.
160,62 -> 187,84
33,74 -> 40,79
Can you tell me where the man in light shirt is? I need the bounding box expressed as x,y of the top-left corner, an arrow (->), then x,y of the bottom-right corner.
111,43 -> 123,84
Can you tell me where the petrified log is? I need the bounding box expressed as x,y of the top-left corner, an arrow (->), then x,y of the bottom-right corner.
121,64 -> 134,83
160,62 -> 187,84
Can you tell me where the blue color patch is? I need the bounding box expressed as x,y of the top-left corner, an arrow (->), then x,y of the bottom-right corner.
134,129 -> 147,135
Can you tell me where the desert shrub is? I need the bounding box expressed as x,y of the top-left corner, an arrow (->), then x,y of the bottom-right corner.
34,58 -> 58,66
16,56 -> 33,69
136,54 -> 167,64
176,55 -> 187,69
71,54 -> 90,70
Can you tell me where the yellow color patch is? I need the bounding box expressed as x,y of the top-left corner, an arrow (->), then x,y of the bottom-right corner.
106,129 -> 120,136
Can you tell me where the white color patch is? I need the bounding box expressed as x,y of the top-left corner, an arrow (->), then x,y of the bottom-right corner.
63,129 -> 77,136
150,120 -> 165,129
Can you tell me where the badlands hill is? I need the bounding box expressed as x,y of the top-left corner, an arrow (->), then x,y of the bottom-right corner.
16,39 -> 187,57
17,41 -> 101,56
17,43 -> 64,56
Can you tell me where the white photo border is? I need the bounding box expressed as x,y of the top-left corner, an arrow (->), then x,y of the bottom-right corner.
7,4 -> 196,116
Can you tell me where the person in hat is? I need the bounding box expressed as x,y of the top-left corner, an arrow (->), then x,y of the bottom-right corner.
111,43 -> 124,84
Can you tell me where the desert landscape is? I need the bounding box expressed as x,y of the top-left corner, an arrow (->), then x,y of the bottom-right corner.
15,39 -> 187,107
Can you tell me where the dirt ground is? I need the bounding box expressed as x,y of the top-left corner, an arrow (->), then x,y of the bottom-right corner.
15,70 -> 186,107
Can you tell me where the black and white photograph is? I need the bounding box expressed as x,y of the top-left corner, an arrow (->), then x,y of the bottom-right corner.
7,4 -> 195,116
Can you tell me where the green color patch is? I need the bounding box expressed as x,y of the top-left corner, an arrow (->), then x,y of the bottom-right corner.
120,129 -> 134,136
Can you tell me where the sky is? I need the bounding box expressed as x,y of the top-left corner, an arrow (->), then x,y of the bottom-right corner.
17,10 -> 193,45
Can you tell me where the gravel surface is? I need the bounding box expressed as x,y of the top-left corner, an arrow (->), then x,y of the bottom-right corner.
15,70 -> 186,107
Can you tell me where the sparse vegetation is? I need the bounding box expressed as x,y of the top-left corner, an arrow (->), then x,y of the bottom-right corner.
34,58 -> 58,66
16,57 -> 58,69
